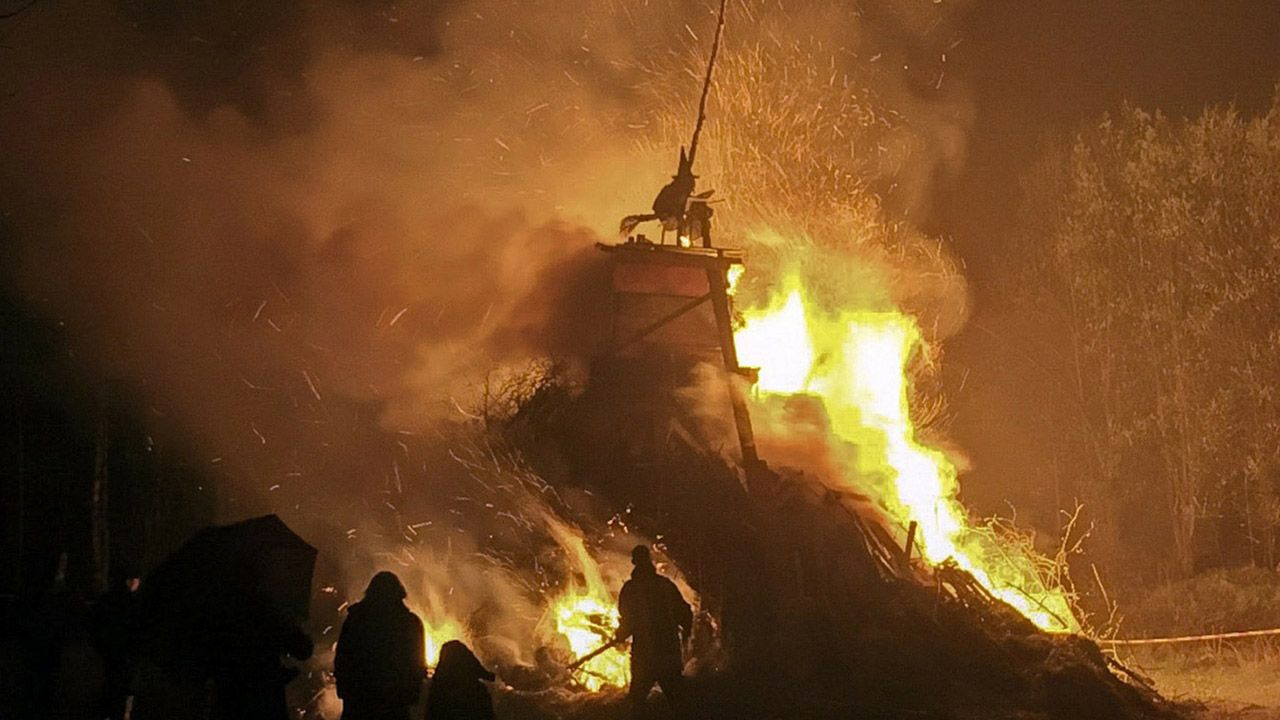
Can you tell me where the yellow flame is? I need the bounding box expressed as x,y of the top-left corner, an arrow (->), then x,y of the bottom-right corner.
735,271 -> 1078,632
733,289 -> 814,392
552,593 -> 628,691
422,616 -> 465,669
543,516 -> 630,690
726,265 -> 745,295
404,595 -> 466,670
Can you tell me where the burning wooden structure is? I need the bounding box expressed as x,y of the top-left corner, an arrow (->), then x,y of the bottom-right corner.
592,240 -> 758,468
588,0 -> 761,473
506,1 -> 1180,715
523,254 -> 1182,716
514,233 -> 1183,718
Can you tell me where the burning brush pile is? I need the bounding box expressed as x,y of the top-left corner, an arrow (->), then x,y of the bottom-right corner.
308,15 -> 1184,720
267,3 -> 1184,718
308,235 -> 1184,718
474,261 -> 1183,719
304,426 -> 716,717
392,9 -> 1186,718
333,278 -> 1180,720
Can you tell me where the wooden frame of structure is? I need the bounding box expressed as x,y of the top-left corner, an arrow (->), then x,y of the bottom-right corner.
597,241 -> 759,467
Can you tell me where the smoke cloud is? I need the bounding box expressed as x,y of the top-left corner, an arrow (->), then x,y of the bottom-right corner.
2,0 -> 972,503
0,0 -> 976,681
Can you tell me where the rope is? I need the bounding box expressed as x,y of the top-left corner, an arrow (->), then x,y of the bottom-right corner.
1102,627 -> 1280,646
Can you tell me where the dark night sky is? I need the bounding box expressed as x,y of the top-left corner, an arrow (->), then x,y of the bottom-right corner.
941,0 -> 1280,259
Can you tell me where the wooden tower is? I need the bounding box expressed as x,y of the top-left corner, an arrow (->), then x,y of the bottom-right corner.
593,240 -> 759,469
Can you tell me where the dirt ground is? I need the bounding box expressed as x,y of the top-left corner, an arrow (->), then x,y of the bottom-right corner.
1126,645 -> 1280,720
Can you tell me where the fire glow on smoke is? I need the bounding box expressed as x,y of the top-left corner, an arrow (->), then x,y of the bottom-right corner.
735,270 -> 1079,633
412,517 -> 631,692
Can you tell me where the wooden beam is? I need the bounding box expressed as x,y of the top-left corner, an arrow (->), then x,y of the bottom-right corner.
611,292 -> 712,353
706,267 -> 759,468
597,242 -> 744,272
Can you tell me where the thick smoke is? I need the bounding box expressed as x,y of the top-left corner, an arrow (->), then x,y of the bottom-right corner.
0,0 -> 975,683
1,0 -> 972,497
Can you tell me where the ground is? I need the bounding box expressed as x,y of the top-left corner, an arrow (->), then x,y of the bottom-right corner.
1120,568 -> 1280,720
1129,645 -> 1280,720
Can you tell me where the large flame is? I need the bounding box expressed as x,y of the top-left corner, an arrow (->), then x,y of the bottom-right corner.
736,270 -> 1078,632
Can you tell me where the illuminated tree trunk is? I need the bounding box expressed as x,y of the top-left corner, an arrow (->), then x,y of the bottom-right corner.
1163,233 -> 1198,580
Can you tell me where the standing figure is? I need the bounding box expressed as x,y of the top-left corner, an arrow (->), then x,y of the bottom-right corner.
91,564 -> 141,720
335,572 -> 427,720
615,545 -> 692,718
424,640 -> 495,720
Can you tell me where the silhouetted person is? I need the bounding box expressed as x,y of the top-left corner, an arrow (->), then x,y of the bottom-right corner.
615,545 -> 692,719
91,564 -> 141,720
425,640 -> 495,720
335,572 -> 426,720
651,148 -> 697,230
207,567 -> 313,720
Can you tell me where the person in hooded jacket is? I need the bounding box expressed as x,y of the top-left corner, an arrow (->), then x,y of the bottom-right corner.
335,572 -> 427,720
615,545 -> 692,719
424,640 -> 496,720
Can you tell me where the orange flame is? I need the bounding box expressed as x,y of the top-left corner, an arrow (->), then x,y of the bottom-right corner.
736,270 -> 1078,632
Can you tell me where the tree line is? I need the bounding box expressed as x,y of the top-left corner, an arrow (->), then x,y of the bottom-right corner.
1008,95 -> 1280,585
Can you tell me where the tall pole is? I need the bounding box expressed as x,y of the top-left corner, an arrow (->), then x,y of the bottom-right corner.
687,0 -> 729,167
688,1 -> 753,470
